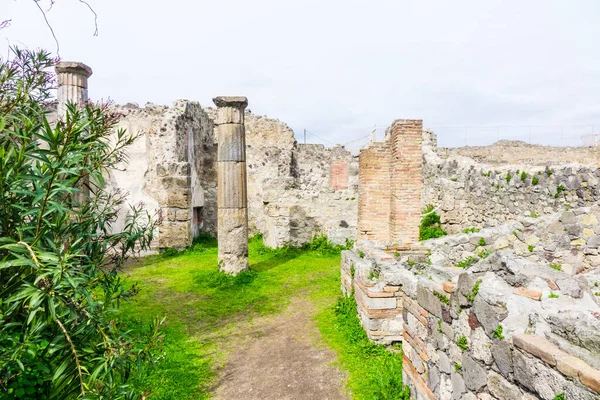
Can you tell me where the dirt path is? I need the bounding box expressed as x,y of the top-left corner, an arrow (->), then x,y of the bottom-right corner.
213,298 -> 348,400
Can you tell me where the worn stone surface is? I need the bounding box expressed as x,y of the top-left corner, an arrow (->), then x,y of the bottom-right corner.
487,370 -> 522,400
462,354 -> 487,392
215,97 -> 249,274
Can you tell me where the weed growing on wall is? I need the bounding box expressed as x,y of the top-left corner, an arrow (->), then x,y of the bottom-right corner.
456,256 -> 479,268
420,205 -> 447,241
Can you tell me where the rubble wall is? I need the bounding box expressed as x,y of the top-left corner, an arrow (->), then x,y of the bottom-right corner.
422,132 -> 600,234
109,101 -> 215,249
440,141 -> 600,166
111,103 -> 358,249
342,207 -> 600,399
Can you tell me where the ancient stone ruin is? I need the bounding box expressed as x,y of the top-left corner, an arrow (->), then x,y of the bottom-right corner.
214,96 -> 250,274
55,60 -> 600,398
342,121 -> 600,399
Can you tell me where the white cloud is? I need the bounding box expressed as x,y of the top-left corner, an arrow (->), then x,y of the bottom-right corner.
3,0 -> 600,148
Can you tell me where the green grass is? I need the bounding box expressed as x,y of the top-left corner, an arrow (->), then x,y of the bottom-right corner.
316,296 -> 410,400
119,234 -> 406,399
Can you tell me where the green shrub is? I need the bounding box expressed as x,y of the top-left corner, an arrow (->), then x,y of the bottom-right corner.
420,205 -> 447,241
546,169 -> 553,176
554,393 -> 564,400
464,279 -> 482,302
532,177 -> 539,185
0,49 -> 162,399
521,171 -> 527,182
478,238 -> 486,247
493,325 -> 505,340
506,173 -> 512,183
433,291 -> 450,305
555,185 -> 566,198
454,363 -> 462,373
549,292 -> 559,299
550,263 -> 562,271
456,335 -> 469,352
478,249 -> 492,259
301,234 -> 353,255
456,256 -> 479,268
462,227 -> 480,234
528,245 -> 535,252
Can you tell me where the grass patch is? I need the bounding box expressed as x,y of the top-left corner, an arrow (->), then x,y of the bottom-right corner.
456,335 -> 469,352
120,234 -> 405,399
464,279 -> 482,302
456,256 -> 479,269
316,296 -> 410,400
550,263 -> 562,271
420,205 -> 447,241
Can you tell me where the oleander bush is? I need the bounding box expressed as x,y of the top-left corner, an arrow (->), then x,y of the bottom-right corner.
0,48 -> 163,399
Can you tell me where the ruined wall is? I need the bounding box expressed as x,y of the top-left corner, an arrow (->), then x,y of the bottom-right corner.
111,104 -> 358,249
423,132 -> 600,234
109,101 -> 215,249
440,141 -> 600,166
342,204 -> 600,399
357,120 -> 423,245
208,110 -> 359,247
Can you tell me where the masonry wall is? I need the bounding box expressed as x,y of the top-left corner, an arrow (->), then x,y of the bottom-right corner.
357,120 -> 423,244
358,143 -> 392,241
422,131 -> 600,234
108,101 -> 214,249
390,120 -> 423,245
342,208 -> 600,399
110,103 -> 359,249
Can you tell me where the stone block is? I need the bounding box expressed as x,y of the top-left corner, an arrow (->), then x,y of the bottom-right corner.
513,287 -> 542,301
417,286 -> 444,319
471,327 -> 493,365
513,334 -> 561,366
487,371 -> 522,400
462,354 -> 487,392
451,370 -> 466,400
492,340 -> 513,378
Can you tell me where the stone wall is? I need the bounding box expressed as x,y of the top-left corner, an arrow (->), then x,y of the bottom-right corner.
342,204 -> 600,399
439,141 -> 600,167
423,132 -> 600,234
110,102 -> 359,249
108,101 -> 215,249
358,120 -> 423,244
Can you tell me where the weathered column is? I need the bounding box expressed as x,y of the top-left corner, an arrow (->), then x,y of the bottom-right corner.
55,62 -> 93,206
55,61 -> 93,117
213,96 -> 249,274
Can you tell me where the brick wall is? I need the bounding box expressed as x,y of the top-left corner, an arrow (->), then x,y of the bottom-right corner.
390,120 -> 423,245
358,119 -> 423,244
331,159 -> 349,190
358,143 -> 392,241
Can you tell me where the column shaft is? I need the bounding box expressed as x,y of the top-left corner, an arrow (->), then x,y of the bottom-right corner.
213,96 -> 249,274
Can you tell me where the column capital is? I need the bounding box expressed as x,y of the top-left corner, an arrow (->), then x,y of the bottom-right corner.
213,96 -> 248,110
55,61 -> 93,88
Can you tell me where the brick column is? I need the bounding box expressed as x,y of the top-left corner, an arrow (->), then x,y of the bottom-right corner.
55,61 -> 93,118
358,143 -> 392,241
213,96 -> 249,275
389,120 -> 423,245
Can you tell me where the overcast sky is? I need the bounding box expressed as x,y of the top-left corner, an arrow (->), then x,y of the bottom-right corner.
3,0 -> 600,148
